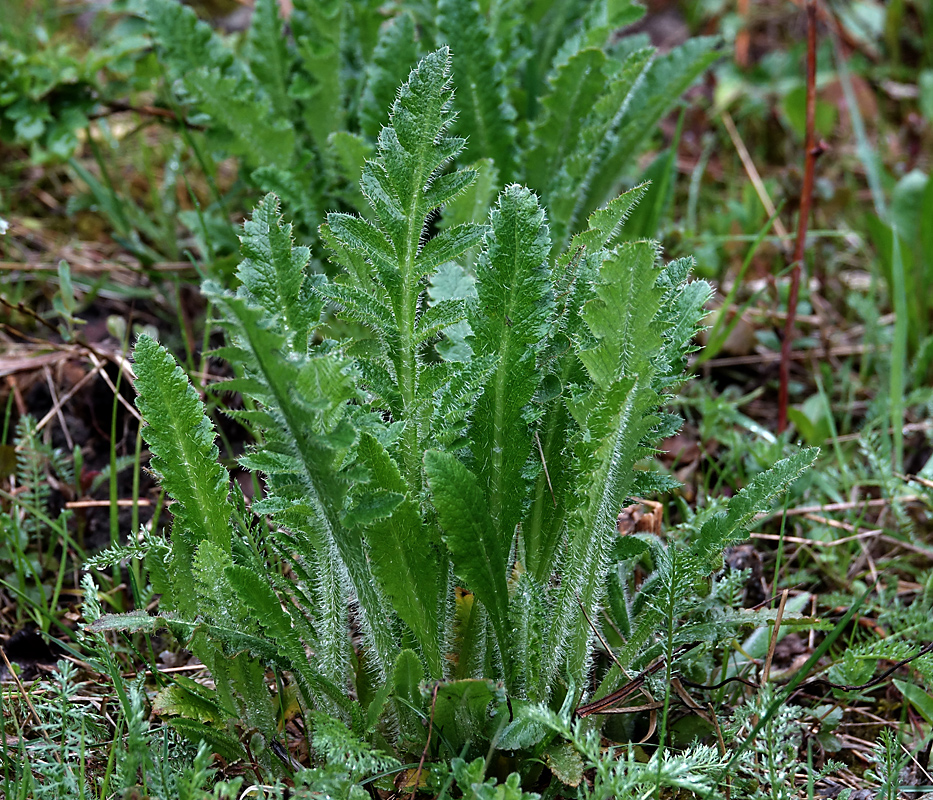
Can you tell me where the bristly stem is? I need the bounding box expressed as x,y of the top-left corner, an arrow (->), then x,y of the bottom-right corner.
778,0 -> 820,434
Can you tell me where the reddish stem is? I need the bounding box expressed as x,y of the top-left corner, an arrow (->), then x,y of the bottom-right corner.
778,0 -> 820,433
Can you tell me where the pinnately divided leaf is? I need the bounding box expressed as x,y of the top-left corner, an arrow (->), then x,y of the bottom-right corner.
321,48 -> 483,492
226,564 -> 350,712
696,448 -> 818,567
540,240 -> 674,687
246,0 -> 292,118
438,0 -> 517,178
110,35 -> 823,780
526,48 -> 607,193
578,241 -> 664,387
581,37 -> 720,215
360,13 -> 418,139
236,193 -> 319,343
208,288 -> 400,678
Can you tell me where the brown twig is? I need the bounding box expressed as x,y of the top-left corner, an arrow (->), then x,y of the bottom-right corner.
798,641 -> 933,694
701,341 -> 883,368
762,589 -> 789,684
720,111 -> 790,243
574,644 -> 700,718
735,0 -> 750,69
0,646 -> 52,743
575,658 -> 667,718
758,495 -> 922,521
576,593 -> 630,677
0,293 -> 60,335
778,0 -> 823,433
35,360 -> 105,434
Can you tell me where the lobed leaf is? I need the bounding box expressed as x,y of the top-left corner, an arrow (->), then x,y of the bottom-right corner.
360,13 -> 419,139
237,193 -> 319,343
696,448 -> 818,567
246,0 -> 292,118
578,241 -> 664,388
581,37 -> 720,214
526,48 -> 607,194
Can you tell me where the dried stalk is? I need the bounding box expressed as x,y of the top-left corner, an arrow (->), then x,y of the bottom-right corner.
778,0 -> 822,432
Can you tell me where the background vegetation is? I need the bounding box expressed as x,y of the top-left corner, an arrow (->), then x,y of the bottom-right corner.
1,0 -> 932,798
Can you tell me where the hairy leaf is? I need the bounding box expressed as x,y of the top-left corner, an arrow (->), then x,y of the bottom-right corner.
237,193 -> 319,343
578,241 -> 663,387
325,48 -> 479,491
582,37 -> 719,214
208,287 -> 399,678
247,0 -> 292,118
355,433 -> 446,678
360,13 -> 418,139
469,185 -> 554,551
133,335 -> 233,616
226,564 -> 348,712
291,0 -> 345,149
526,48 -> 607,193
541,240 -> 675,687
547,47 -> 653,249
696,449 -> 818,567
424,450 -> 514,688
438,0 -> 517,177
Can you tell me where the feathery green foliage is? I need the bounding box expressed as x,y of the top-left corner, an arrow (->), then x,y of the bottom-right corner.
0,0 -> 718,269
133,0 -> 717,247
92,48 -> 816,791
2,576 -> 249,799
1,416 -> 74,631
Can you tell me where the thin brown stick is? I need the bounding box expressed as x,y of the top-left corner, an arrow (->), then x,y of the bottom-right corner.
575,658 -> 667,718
43,365 -> 74,451
701,341 -> 883,368
65,499 -> 152,509
735,0 -> 750,69
779,0 -> 822,432
88,100 -> 207,132
720,111 -> 790,242
757,495 -> 922,521
709,701 -> 731,800
575,644 -> 699,718
0,294 -> 59,335
594,701 -> 665,715
897,472 -> 933,490
577,593 -> 630,677
86,351 -> 141,422
35,361 -> 105,434
0,646 -> 56,750
830,421 -> 932,443
750,528 -> 882,547
762,589 -> 789,684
